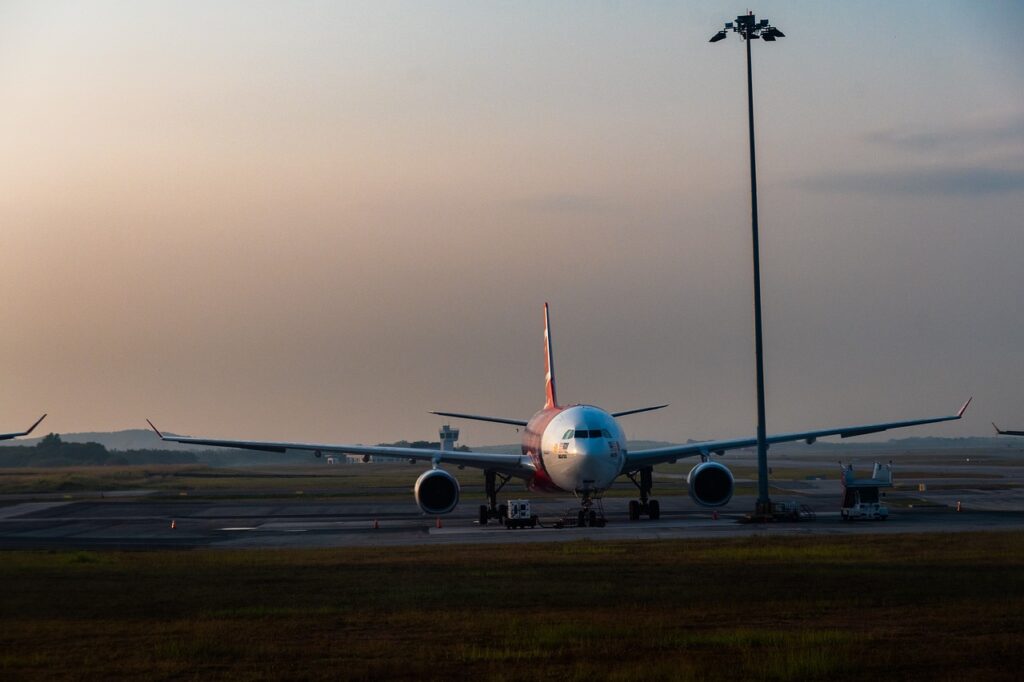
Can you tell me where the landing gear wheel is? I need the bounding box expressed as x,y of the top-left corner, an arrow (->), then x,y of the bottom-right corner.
588,510 -> 598,526
530,515 -> 538,528
648,499 -> 661,520
577,510 -> 586,527
479,505 -> 489,526
628,500 -> 641,521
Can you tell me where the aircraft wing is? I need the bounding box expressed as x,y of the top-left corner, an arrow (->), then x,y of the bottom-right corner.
0,414 -> 47,441
992,423 -> 1024,437
623,398 -> 972,469
146,421 -> 534,477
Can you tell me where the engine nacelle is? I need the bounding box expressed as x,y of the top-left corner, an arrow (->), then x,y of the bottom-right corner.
687,461 -> 734,507
414,468 -> 460,515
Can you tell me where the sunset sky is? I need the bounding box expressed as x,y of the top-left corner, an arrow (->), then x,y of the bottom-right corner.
1,1 -> 1022,446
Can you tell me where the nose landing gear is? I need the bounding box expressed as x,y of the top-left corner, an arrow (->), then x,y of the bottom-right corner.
572,494 -> 606,527
626,467 -> 660,520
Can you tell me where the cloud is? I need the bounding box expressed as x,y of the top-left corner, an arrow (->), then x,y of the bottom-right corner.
801,165 -> 1024,196
864,115 -> 1024,155
802,115 -> 1024,197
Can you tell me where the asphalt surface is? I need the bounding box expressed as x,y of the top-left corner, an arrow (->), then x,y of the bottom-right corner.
2,451 -> 1022,549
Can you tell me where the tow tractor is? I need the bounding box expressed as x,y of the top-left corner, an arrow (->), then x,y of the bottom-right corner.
840,462 -> 892,521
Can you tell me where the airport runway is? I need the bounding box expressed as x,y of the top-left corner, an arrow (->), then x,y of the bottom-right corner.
2,450 -> 1021,549
1,492 -> 1022,550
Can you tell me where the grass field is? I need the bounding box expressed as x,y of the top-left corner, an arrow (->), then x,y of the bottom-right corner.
1,533 -> 1022,680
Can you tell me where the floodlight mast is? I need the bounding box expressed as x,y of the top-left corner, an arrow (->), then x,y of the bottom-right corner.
709,12 -> 784,518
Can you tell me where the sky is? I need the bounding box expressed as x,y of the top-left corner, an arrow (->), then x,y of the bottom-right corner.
1,1 -> 1022,447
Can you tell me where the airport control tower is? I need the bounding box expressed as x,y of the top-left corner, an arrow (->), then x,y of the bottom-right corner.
439,424 -> 459,451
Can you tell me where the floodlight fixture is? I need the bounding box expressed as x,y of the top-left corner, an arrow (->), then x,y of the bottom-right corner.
710,11 -> 785,43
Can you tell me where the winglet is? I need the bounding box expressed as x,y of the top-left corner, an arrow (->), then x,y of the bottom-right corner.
957,396 -> 973,418
146,419 -> 164,440
25,414 -> 47,436
992,422 -> 1005,435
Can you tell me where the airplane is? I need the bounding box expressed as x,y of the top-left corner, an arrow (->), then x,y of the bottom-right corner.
992,423 -> 1024,437
147,304 -> 971,526
0,414 -> 46,441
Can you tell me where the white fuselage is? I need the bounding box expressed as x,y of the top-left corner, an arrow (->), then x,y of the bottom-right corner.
533,405 -> 626,494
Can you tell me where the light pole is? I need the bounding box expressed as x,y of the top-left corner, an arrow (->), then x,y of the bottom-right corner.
710,12 -> 785,518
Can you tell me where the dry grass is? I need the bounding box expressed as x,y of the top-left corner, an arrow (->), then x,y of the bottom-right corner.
1,532 -> 1022,680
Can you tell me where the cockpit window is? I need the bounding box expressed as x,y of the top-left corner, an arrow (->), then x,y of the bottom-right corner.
569,429 -> 609,439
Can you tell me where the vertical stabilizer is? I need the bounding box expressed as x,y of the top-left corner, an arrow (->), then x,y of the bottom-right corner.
544,302 -> 558,409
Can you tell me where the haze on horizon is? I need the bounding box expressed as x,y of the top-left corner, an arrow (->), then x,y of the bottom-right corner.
1,1 -> 1022,447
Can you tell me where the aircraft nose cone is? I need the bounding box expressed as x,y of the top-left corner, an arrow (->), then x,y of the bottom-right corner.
575,441 -> 613,483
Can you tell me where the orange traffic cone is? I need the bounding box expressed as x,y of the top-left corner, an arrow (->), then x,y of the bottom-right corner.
372,519 -> 379,529
712,511 -> 719,521
170,519 -> 177,529
435,516 -> 443,529
956,500 -> 962,512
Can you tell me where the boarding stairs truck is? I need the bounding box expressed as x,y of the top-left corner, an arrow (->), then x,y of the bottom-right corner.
840,462 -> 892,521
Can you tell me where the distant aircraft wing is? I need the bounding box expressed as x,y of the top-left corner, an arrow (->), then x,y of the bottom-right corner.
623,398 -> 972,469
146,420 -> 534,477
0,414 -> 47,441
992,423 -> 1024,437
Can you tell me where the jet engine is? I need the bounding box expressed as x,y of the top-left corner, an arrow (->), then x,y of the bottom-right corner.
686,461 -> 734,507
414,469 -> 460,515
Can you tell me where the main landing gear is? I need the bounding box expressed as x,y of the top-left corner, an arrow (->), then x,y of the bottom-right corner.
626,467 -> 660,521
478,470 -> 512,526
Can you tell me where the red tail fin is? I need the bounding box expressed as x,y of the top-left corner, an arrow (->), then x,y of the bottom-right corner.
544,303 -> 558,409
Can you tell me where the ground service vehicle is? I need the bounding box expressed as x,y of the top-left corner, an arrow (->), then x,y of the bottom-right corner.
840,462 -> 891,521
503,499 -> 538,529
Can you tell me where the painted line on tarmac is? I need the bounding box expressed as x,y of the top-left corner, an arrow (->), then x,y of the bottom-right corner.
0,501 -> 74,519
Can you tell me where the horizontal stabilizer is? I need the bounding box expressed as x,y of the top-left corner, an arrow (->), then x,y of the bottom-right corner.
610,404 -> 669,419
429,411 -> 528,427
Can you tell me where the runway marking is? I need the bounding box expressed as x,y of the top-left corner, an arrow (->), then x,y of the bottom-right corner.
219,527 -> 258,531
0,501 -> 73,519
